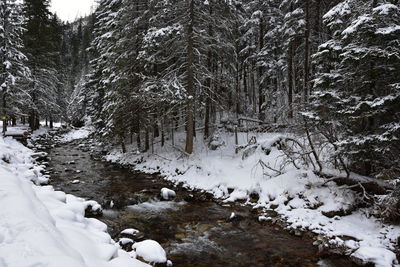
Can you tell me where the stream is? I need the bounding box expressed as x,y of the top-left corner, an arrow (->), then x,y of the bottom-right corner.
43,138 -> 356,267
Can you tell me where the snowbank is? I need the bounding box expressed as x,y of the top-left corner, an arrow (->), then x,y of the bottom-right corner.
132,240 -> 167,264
160,188 -> 176,200
60,127 -> 92,142
105,131 -> 400,266
0,136 -> 149,267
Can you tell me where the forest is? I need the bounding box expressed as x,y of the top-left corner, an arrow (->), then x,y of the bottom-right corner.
1,0 -> 400,266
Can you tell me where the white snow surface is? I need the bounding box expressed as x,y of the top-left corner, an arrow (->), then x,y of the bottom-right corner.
160,188 -> 176,200
132,240 -> 167,264
0,136 -> 150,267
105,131 -> 400,267
60,127 -> 92,142
121,229 -> 140,236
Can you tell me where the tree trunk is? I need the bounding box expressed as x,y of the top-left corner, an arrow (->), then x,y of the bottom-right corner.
50,116 -> 53,129
2,92 -> 7,133
161,118 -> 165,147
185,0 -> 195,154
136,131 -> 141,151
204,3 -> 213,140
35,116 -> 40,130
288,42 -> 294,119
29,111 -> 35,130
303,0 -> 310,102
121,136 -> 126,153
145,127 -> 150,152
258,14 -> 265,118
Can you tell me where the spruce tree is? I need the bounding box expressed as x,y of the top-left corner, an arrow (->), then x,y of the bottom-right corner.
310,0 -> 400,178
0,0 -> 30,132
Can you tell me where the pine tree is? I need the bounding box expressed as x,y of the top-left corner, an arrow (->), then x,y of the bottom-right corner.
310,0 -> 400,178
22,0 -> 61,130
0,0 -> 30,132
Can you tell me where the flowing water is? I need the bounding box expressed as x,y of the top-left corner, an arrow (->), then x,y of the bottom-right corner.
44,140 -> 356,267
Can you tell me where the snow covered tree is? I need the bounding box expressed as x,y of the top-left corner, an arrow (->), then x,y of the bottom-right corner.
22,0 -> 63,129
0,0 -> 30,132
85,0 -> 122,137
309,0 -> 400,178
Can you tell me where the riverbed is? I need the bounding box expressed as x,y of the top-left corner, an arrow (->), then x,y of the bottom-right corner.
43,139 -> 356,266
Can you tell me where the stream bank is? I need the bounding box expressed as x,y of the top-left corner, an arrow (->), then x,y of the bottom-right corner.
35,132 -> 356,266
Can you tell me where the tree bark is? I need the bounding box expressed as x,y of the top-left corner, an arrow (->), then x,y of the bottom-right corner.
145,127 -> 150,152
288,42 -> 294,119
185,0 -> 195,154
136,131 -> 141,151
303,0 -> 311,102
204,2 -> 213,140
258,13 -> 265,118
50,116 -> 53,129
2,92 -> 7,133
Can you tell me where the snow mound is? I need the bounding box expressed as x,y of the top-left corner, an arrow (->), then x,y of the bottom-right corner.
160,188 -> 176,200
132,240 -> 167,264
60,128 -> 91,142
351,246 -> 398,267
121,228 -> 140,235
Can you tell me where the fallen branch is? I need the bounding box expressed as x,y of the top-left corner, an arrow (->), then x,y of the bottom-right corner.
316,171 -> 392,195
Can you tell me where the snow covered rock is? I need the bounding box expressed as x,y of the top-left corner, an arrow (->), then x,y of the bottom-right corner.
351,247 -> 398,267
84,200 -> 103,217
132,240 -> 167,264
121,228 -> 140,236
119,238 -> 134,251
160,188 -> 176,200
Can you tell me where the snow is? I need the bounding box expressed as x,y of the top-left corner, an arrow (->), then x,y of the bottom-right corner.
121,229 -> 140,236
351,247 -> 398,267
160,188 -> 176,200
373,3 -> 399,15
105,131 -> 400,266
132,240 -> 167,264
342,15 -> 372,36
127,200 -> 185,214
0,135 -> 152,267
60,127 -> 92,142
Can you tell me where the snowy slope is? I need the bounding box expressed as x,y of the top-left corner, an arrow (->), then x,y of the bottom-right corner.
0,136 -> 149,267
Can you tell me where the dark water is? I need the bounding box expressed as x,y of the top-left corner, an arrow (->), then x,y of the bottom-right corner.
45,140 -> 356,267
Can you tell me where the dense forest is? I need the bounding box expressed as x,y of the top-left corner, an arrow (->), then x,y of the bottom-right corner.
1,0 -> 400,215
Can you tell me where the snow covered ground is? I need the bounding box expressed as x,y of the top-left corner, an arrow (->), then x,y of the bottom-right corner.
0,132 -> 166,267
103,130 -> 400,267
60,126 -> 92,142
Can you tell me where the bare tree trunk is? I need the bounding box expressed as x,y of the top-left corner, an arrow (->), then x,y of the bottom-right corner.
258,13 -> 265,119
161,118 -> 165,147
288,42 -> 294,119
120,136 -> 126,153
185,0 -> 195,154
303,0 -> 310,102
136,131 -> 141,151
145,127 -> 150,152
2,92 -> 7,133
204,2 -> 213,140
50,116 -> 53,129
